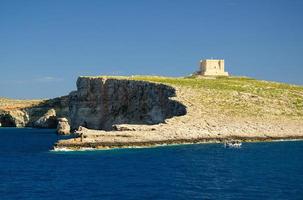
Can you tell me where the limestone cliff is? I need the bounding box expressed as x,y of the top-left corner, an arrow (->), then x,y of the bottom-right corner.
0,96 -> 69,129
0,110 -> 28,127
69,77 -> 186,130
0,77 -> 187,132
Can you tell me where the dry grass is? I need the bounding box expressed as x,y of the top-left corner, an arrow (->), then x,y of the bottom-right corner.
0,98 -> 44,111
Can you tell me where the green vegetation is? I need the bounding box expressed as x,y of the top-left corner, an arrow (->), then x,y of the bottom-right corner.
129,76 -> 302,93
90,75 -> 303,118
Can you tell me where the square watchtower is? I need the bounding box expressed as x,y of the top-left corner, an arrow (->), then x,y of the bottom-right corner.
199,59 -> 229,76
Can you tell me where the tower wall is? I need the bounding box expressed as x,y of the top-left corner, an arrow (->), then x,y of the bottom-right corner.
199,59 -> 229,76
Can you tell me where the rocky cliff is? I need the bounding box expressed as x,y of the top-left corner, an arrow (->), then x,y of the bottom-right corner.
0,77 -> 187,132
0,96 -> 69,129
69,77 -> 186,130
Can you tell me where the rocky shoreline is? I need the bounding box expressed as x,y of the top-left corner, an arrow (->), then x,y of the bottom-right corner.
54,137 -> 303,151
54,133 -> 303,151
54,119 -> 303,150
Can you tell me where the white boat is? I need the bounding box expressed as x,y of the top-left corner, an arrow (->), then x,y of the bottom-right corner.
224,140 -> 242,148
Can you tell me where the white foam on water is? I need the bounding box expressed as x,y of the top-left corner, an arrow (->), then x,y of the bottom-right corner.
51,147 -> 74,152
271,139 -> 303,142
51,147 -> 97,152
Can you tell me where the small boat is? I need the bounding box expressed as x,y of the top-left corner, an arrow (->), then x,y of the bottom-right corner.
224,140 -> 242,148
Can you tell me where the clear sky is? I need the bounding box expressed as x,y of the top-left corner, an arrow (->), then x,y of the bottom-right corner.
1,0 -> 303,99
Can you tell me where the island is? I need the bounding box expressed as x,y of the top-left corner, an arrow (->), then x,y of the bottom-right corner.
1,71 -> 303,150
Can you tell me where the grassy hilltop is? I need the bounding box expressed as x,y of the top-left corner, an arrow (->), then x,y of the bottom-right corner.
88,75 -> 303,119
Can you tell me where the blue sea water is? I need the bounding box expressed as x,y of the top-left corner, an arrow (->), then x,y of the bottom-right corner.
0,128 -> 303,200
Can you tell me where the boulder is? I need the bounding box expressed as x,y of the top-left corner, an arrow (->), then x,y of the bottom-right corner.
57,118 -> 71,135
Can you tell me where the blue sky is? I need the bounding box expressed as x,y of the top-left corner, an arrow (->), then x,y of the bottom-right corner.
1,0 -> 303,99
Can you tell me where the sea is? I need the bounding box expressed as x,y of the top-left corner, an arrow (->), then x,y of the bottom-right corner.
0,128 -> 302,200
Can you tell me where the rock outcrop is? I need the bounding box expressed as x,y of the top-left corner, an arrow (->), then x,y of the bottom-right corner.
0,110 -> 29,127
25,96 -> 69,127
69,77 -> 187,130
0,96 -> 69,129
57,118 -> 71,135
33,109 -> 57,128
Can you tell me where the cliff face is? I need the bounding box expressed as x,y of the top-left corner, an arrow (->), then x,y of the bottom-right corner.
26,96 -> 70,128
0,96 -> 69,129
0,77 -> 187,131
0,110 -> 28,127
69,77 -> 187,130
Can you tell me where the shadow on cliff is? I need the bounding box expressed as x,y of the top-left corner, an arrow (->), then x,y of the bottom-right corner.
69,78 -> 187,130
0,114 -> 17,127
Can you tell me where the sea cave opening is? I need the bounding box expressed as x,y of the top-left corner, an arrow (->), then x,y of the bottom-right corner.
0,115 -> 17,127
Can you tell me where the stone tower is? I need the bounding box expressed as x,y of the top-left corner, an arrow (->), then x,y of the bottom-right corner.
199,59 -> 229,76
